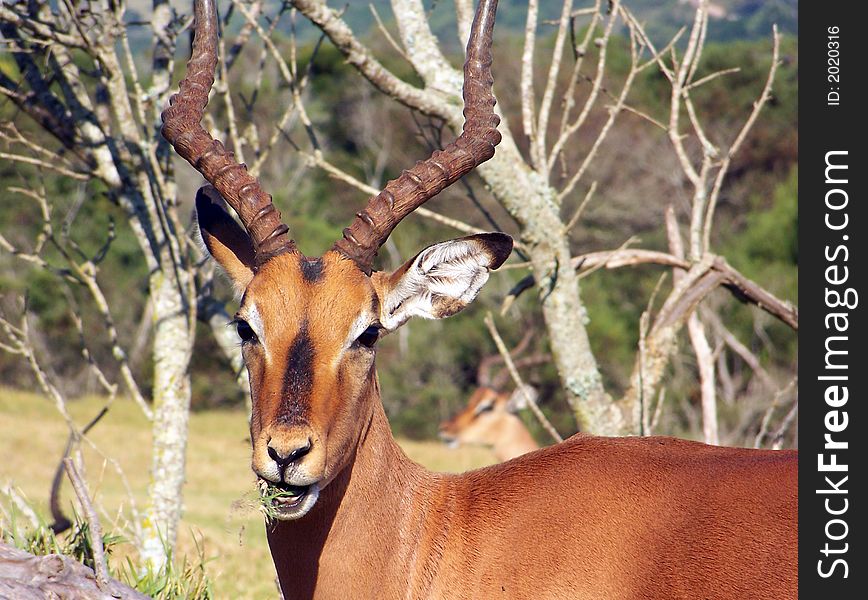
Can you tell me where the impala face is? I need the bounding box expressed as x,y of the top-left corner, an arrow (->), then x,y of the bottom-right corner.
439,384 -> 534,449
198,191 -> 511,519
239,252 -> 378,519
439,387 -> 506,448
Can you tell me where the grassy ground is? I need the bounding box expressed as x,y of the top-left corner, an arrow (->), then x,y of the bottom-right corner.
0,388 -> 496,598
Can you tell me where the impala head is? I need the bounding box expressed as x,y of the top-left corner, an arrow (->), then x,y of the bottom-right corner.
439,385 -> 536,449
439,329 -> 542,450
200,201 -> 509,518
163,0 -> 506,519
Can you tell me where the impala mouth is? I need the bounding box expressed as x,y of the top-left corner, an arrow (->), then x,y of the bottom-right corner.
439,432 -> 459,449
258,478 -> 320,521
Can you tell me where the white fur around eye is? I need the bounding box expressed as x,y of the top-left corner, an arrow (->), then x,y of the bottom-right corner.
238,303 -> 268,360
246,304 -> 265,344
380,239 -> 494,331
345,313 -> 376,349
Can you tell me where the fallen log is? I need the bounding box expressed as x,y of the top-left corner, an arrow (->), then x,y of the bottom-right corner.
0,541 -> 149,599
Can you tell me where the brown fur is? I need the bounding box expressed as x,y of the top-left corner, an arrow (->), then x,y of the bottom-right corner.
200,207 -> 797,600
196,187 -> 256,291
269,401 -> 797,599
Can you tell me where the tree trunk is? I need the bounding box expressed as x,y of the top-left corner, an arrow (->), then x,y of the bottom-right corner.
387,0 -> 631,434
138,270 -> 195,570
476,141 -> 632,434
0,0 -> 202,573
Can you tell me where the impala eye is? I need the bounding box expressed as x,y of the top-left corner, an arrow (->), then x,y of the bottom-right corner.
356,325 -> 381,349
235,319 -> 257,344
475,401 -> 495,416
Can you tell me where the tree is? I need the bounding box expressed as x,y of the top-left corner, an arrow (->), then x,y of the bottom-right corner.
1,0 -> 198,568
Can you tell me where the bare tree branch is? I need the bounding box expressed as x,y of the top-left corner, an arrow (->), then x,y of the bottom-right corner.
520,0 -> 540,156
534,0 -> 574,173
63,456 -> 110,592
668,205 -> 717,445
504,245 -> 797,330
288,0 -> 453,119
703,26 -> 781,250
754,378 -> 797,449
701,306 -> 777,393
549,0 -> 619,180
484,313 -> 563,443
687,312 -> 718,444
49,408 -> 109,535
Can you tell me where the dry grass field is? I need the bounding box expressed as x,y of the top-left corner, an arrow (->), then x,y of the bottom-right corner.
0,388 -> 496,598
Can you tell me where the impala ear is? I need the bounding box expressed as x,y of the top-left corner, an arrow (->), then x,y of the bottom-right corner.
372,233 -> 512,331
196,186 -> 255,293
505,384 -> 538,413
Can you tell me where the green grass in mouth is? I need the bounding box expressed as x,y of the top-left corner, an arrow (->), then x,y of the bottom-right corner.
257,480 -> 304,522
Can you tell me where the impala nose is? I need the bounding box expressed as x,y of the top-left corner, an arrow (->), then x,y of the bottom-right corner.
267,439 -> 312,469
438,426 -> 456,443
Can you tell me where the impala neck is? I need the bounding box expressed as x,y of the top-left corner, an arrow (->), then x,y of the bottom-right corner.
267,381 -> 448,597
493,415 -> 539,462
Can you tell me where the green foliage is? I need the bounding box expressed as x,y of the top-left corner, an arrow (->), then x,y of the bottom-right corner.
65,520 -> 125,575
2,505 -> 65,558
725,168 -> 798,282
1,500 -> 212,600
581,266 -> 664,391
719,168 -> 798,361
118,537 -> 212,600
1,9 -> 797,439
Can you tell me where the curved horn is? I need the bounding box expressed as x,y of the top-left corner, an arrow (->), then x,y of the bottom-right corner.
333,0 -> 502,275
476,353 -> 502,388
161,0 -> 292,266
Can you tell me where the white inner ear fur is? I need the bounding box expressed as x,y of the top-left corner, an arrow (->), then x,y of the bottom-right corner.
380,239 -> 495,331
506,385 -> 538,412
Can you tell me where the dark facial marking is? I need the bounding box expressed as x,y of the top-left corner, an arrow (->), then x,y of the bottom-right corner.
432,295 -> 467,318
370,295 -> 381,320
300,257 -> 325,283
277,321 -> 316,425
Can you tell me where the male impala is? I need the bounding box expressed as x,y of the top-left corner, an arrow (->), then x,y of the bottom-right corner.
163,0 -> 797,598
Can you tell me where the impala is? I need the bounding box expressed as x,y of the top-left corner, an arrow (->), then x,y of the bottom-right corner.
163,0 -> 798,598
439,385 -> 539,461
439,337 -> 543,461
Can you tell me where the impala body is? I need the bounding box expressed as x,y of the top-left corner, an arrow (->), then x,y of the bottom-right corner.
163,1 -> 798,598
439,386 -> 540,461
269,423 -> 796,599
